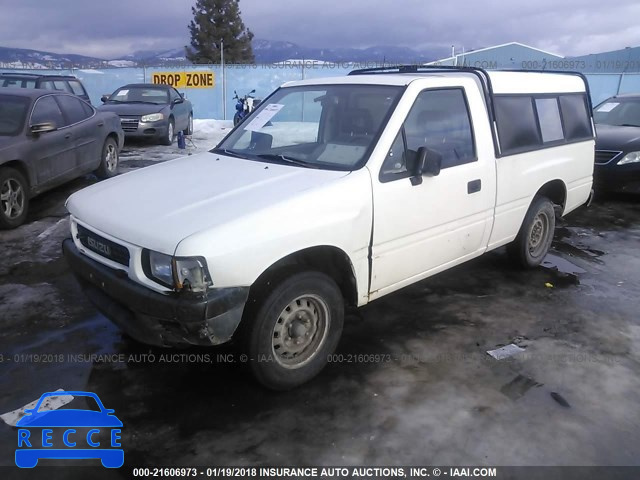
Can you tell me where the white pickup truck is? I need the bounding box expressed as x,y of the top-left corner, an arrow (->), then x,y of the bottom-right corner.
63,66 -> 595,389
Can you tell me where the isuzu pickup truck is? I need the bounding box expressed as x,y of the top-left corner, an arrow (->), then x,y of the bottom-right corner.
63,66 -> 595,389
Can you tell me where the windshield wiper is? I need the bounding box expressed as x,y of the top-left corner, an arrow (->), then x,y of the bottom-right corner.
210,147 -> 247,159
121,100 -> 161,105
619,123 -> 640,127
255,153 -> 319,169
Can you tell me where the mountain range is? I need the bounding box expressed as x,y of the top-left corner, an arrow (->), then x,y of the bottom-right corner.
0,40 -> 443,69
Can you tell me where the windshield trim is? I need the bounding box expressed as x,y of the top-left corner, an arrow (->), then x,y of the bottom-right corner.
211,83 -> 407,172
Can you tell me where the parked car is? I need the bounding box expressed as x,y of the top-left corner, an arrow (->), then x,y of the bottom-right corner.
63,66 -> 594,390
593,94 -> 640,193
99,84 -> 193,145
0,73 -> 91,104
0,89 -> 123,229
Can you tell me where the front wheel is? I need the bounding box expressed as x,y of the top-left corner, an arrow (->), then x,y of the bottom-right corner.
95,137 -> 119,179
233,113 -> 242,126
161,119 -> 174,146
183,113 -> 193,135
508,196 -> 556,268
243,271 -> 344,390
0,167 -> 29,229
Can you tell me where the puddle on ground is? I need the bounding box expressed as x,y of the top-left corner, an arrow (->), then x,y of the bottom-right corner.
553,242 -> 605,263
500,374 -> 543,401
542,253 -> 587,275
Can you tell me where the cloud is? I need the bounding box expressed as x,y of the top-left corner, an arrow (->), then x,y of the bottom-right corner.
0,0 -> 637,58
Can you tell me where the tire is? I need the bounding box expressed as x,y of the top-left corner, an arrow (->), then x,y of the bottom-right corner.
242,271 -> 344,390
162,118 -> 175,146
507,195 -> 556,268
183,113 -> 193,135
233,113 -> 241,126
95,137 -> 119,179
0,167 -> 29,229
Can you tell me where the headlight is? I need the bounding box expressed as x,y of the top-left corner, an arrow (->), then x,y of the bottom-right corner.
142,250 -> 213,292
618,151 -> 640,165
143,250 -> 174,288
174,257 -> 213,292
141,113 -> 164,123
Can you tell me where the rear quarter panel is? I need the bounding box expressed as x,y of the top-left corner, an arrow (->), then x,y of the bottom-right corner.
488,140 -> 594,249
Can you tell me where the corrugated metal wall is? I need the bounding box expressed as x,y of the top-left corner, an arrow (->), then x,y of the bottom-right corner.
3,61 -> 640,118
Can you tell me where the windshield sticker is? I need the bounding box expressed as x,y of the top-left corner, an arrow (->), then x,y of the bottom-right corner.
596,102 -> 619,113
115,89 -> 128,97
244,104 -> 285,132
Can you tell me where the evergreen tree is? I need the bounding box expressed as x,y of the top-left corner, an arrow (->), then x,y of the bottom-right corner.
185,0 -> 254,64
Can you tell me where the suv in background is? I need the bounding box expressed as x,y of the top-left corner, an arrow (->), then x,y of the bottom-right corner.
0,73 -> 91,104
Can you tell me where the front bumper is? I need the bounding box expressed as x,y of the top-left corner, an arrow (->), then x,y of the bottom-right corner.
120,118 -> 170,139
594,164 -> 640,194
62,239 -> 249,347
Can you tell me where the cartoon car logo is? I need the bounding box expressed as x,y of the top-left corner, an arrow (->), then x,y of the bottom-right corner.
15,391 -> 123,468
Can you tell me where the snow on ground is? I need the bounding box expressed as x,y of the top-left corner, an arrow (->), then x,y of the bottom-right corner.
118,119 -> 233,173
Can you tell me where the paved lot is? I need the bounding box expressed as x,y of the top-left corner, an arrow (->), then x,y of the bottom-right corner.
0,135 -> 639,477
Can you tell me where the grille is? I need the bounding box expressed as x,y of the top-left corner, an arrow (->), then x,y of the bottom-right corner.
77,224 -> 130,267
119,116 -> 139,132
595,150 -> 622,165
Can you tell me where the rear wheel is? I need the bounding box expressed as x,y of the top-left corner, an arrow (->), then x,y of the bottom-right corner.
162,118 -> 174,146
242,271 -> 344,390
95,137 -> 119,179
0,167 -> 29,229
508,196 -> 556,268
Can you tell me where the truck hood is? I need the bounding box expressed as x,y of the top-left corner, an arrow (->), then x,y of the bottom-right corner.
66,151 -> 350,254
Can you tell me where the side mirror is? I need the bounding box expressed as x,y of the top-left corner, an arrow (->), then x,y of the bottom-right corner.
30,122 -> 57,135
250,89 -> 256,94
172,98 -> 184,105
409,146 -> 442,185
101,95 -> 110,103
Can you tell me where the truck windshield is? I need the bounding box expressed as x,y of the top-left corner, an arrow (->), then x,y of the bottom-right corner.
216,84 -> 403,170
0,94 -> 30,136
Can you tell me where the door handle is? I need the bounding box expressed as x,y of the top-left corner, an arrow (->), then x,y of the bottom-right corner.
467,179 -> 481,194
97,122 -> 104,127
64,133 -> 72,139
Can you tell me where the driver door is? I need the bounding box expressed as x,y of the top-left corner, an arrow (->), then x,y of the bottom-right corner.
370,87 -> 495,298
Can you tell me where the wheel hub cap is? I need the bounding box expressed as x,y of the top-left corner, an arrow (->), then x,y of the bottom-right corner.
106,145 -> 117,171
528,213 -> 548,255
1,179 -> 25,219
272,294 -> 329,368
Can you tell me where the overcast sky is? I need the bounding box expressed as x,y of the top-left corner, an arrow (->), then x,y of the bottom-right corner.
0,0 -> 638,59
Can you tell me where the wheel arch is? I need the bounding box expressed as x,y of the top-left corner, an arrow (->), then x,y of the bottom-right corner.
1,160 -> 33,196
246,245 -> 359,310
535,179 -> 567,215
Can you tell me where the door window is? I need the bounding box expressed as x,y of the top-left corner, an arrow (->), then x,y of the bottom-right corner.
381,88 -> 476,182
56,95 -> 91,125
30,96 -> 65,127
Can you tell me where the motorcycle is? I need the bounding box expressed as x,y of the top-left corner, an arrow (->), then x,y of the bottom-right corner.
233,89 -> 261,125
